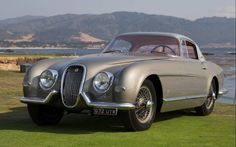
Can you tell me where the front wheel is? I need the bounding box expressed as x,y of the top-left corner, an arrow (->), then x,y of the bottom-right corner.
27,104 -> 64,126
195,80 -> 217,116
122,79 -> 157,131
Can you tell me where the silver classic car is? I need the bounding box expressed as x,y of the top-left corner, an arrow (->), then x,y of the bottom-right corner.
21,32 -> 227,131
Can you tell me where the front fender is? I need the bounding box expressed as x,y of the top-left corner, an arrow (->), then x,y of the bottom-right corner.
114,61 -> 157,103
23,58 -> 73,97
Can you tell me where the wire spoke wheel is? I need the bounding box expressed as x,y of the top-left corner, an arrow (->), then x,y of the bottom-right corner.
122,79 -> 157,131
135,86 -> 153,123
205,86 -> 216,109
195,80 -> 217,116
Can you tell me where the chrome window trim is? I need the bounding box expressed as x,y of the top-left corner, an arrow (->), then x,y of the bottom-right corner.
60,64 -> 87,108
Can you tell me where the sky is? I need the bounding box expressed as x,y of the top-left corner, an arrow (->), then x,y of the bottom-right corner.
0,0 -> 235,20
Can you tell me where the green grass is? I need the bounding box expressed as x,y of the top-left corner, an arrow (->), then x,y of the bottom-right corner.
0,70 -> 235,147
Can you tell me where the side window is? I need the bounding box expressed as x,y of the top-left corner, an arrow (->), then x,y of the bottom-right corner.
186,41 -> 198,59
181,40 -> 189,58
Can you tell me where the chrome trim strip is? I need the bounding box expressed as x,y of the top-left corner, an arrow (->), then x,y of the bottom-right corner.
159,74 -> 199,77
61,64 -> 87,108
163,95 -> 207,102
81,92 -> 135,110
218,89 -> 228,96
20,90 -> 58,104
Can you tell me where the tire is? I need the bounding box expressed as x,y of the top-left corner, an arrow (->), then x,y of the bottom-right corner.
122,79 -> 157,131
195,80 -> 217,116
27,104 -> 64,126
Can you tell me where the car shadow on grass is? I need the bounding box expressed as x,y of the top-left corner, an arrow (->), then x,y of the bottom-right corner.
0,106 -> 198,134
156,109 -> 197,122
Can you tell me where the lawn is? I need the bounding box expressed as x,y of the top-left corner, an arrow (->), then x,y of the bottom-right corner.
0,70 -> 235,147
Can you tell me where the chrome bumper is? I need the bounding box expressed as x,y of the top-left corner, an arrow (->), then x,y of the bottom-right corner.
20,90 -> 58,104
20,91 -> 135,110
218,89 -> 228,97
81,92 -> 135,110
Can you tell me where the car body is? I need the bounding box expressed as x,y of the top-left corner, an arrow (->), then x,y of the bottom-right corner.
21,32 -> 227,131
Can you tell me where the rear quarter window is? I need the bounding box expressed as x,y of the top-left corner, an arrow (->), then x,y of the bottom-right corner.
186,41 -> 198,59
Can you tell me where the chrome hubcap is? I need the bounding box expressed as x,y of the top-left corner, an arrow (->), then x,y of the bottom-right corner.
135,86 -> 153,123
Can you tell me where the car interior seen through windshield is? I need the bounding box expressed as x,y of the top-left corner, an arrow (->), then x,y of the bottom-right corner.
104,35 -> 180,56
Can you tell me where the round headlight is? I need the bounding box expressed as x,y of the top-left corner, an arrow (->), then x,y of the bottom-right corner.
93,71 -> 113,93
39,69 -> 58,90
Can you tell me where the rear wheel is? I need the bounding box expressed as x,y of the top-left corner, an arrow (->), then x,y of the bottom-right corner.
27,104 -> 64,126
195,80 -> 217,116
122,79 -> 157,131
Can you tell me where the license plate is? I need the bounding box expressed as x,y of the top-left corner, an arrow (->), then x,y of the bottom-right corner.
93,108 -> 118,116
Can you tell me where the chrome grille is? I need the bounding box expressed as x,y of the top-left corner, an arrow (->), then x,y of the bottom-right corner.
61,65 -> 85,107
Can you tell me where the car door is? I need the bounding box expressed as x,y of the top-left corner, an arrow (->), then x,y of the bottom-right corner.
161,39 -> 209,112
180,40 -> 208,98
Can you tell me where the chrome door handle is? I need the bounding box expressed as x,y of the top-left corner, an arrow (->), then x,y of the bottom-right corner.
201,62 -> 207,70
202,66 -> 207,70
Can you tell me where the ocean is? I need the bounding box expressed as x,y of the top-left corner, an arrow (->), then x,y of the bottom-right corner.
202,48 -> 236,54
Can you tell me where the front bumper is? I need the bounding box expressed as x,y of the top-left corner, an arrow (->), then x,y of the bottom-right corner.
20,91 -> 135,110
20,90 -> 58,104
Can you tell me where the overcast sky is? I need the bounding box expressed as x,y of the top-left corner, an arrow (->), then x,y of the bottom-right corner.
0,0 -> 235,20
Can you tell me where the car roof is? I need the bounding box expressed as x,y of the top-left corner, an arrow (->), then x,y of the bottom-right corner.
118,32 -> 194,43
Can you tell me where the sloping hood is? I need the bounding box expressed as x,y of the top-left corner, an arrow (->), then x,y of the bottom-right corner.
69,53 -> 169,66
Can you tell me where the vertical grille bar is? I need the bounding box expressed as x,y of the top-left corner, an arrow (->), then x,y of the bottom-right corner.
61,65 -> 85,108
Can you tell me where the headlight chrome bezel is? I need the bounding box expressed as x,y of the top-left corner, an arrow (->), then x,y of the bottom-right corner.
93,71 -> 114,93
39,69 -> 58,90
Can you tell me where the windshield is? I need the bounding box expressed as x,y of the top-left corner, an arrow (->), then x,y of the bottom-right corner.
103,35 -> 180,56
